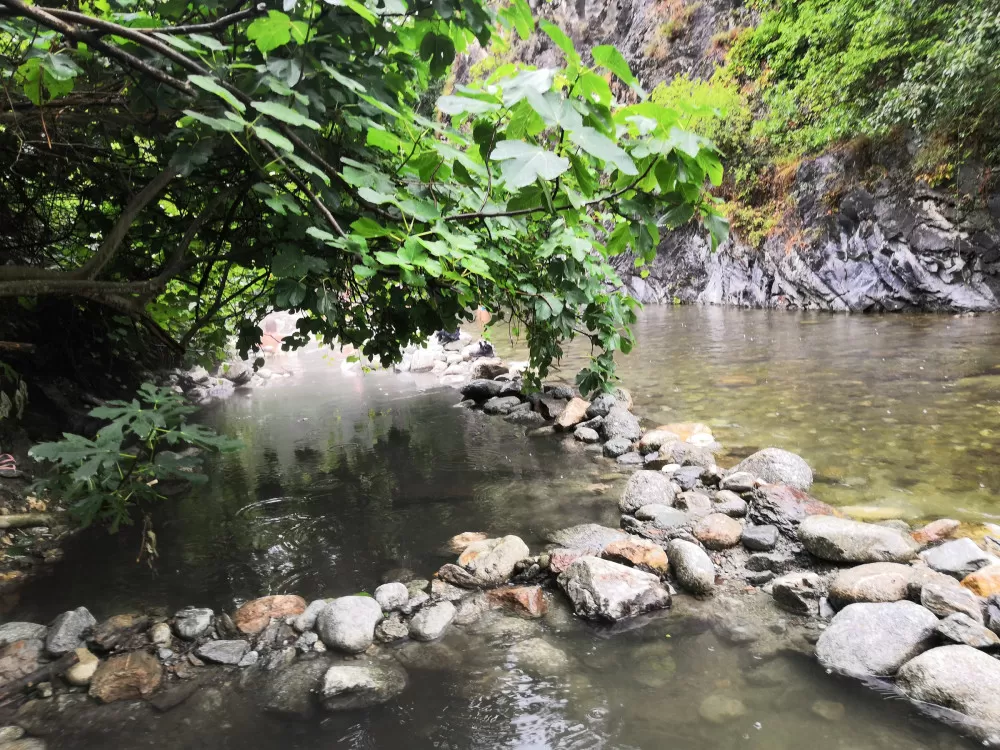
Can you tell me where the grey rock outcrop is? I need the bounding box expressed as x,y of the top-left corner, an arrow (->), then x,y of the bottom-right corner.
46,607 -> 96,656
408,601 -> 456,641
798,516 -> 917,563
558,556 -> 671,621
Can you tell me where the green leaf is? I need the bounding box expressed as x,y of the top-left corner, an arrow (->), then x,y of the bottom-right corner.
490,140 -> 570,190
437,95 -> 500,115
254,124 -> 294,152
286,152 -> 331,185
322,63 -> 366,92
188,33 -> 229,51
252,100 -> 321,130
501,68 -> 555,106
568,153 -> 597,197
353,264 -> 377,279
568,126 -> 637,175
397,198 -> 440,222
366,128 -> 401,152
246,11 -> 292,54
188,74 -> 246,113
181,110 -> 244,133
505,0 -> 534,40
419,32 -> 456,78
331,0 -> 378,25
591,45 -> 637,86
540,20 -> 581,64
705,212 -> 730,251
351,217 -> 394,237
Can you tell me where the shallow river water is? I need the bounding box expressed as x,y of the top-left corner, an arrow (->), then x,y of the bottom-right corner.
13,306 -> 1000,749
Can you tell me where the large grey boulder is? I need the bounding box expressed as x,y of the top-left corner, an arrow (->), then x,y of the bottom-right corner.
46,607 -> 96,656
457,535 -> 529,585
316,597 -> 383,653
0,623 -> 46,648
195,640 -> 249,665
600,405 -> 641,443
921,583 -> 984,622
897,645 -> 1000,744
619,471 -> 675,514
666,539 -> 715,595
732,448 -> 813,491
408,601 -> 456,641
483,396 -> 524,415
798,516 -> 917,563
558,557 -> 671,621
321,662 -> 408,711
919,538 -> 994,579
828,562 -> 913,609
815,601 -> 939,677
460,379 -> 503,402
260,658 -> 333,717
173,608 -> 214,640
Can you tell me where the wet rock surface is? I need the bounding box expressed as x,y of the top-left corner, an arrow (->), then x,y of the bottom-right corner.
558,557 -> 671,621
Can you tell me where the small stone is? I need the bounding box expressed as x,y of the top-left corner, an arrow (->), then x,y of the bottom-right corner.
45,607 -> 96,656
692,513 -> 743,550
0,640 -> 42,685
374,582 -> 409,611
772,572 -> 825,616
619,471 -> 676,514
921,582 -> 984,622
486,586 -> 547,618
937,613 -> 1000,649
635,504 -> 688,530
746,552 -> 793,573
672,465 -> 703,491
400,592 -> 431,614
574,427 -> 600,443
666,539 -> 715,595
233,595 -> 306,635
600,405 -> 641,442
291,600 -> 327,632
483,395 -> 523,415
157,648 -> 173,661
920,538 -> 994,579
911,518 -> 961,546
408,601 -> 456,641
316,597 -> 383,653
698,694 -> 746,724
173,608 -> 214,640
558,557 -> 670,621
828,563 -> 913,608
446,531 -> 488,554
504,410 -> 546,427
458,535 -> 530,585
602,538 -> 669,575
602,437 -> 633,458
616,451 -> 644,466
741,525 -> 779,551
65,648 -> 99,686
149,622 -> 172,648
405,579 -> 430,597
811,700 -> 845,721
375,613 -> 410,643
89,651 -> 163,703
720,471 -> 756,493
748,484 -> 836,536
713,490 -> 747,517
674,491 -> 712,515
238,650 -> 259,667
962,564 -> 1000,597
0,727 -> 25,742
430,579 -> 468,602
555,397 -> 590,430
195,640 -> 249,665
0,623 -> 46,648
732,448 -> 812,491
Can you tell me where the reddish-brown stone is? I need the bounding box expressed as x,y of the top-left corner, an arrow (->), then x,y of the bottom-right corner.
547,548 -> 584,575
555,398 -> 590,431
692,513 -> 744,550
233,594 -> 307,635
89,651 -> 162,703
601,538 -> 669,575
487,586 -> 547,618
962,565 -> 1000,597
446,531 -> 488,554
912,519 -> 961,547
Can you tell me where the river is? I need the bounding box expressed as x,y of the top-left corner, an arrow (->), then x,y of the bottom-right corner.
12,306 -> 1000,748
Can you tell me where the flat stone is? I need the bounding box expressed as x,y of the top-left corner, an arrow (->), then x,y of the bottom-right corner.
321,662 -> 408,711
720,471 -> 757,493
559,556 -> 670,621
713,490 -> 747,517
674,491 -> 712,515
665,539 -> 715,595
741,525 -> 779,551
234,595 -> 306,635
458,535 -> 530,585
446,531 -> 488,554
699,694 -> 747,724
601,538 -> 669,575
504,410 -> 547,427
195,640 -> 249,665
798,515 -> 918,563
828,562 -> 913,609
815,601 -> 938,677
486,586 -> 546,618
460,379 -> 503,402
482,396 -> 523,415
897,645 -> 1000,740
0,640 -> 43,685
0,623 -> 46,648
173,608 -> 214,640
920,538 -> 993,579
316,596 -> 383,653
430,579 -> 468,602
772,571 -> 825,616
921,582 -> 984,622
732,448 -> 813,490
747,484 -> 836,536
547,548 -> 585,575
374,583 -> 409,611
911,519 -> 961,546
962,565 -> 1000,597
547,524 -> 627,554
937,613 -> 1000,648
554,397 -> 590,430
92,614 -> 149,652
45,607 -> 96,656
692,513 -> 743,550
408,601 -> 456,641
617,451 -> 644,466
89,651 -> 162,703
672,465 -> 703,491
746,552 -> 793,573
602,437 -> 633,458
619,471 -> 675,514
635,504 -> 688,530
507,637 -> 569,674
574,426 -> 600,443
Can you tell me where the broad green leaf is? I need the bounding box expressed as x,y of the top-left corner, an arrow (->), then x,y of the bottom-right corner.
353,264 -> 377,279
322,63 -> 366,92
397,198 -> 440,222
437,95 -> 500,115
366,128 -> 401,152
505,0 -> 533,40
246,11 -> 292,54
286,152 -> 331,185
253,124 -> 294,152
568,126 -> 637,175
705,212 -> 730,251
525,91 -> 583,129
182,109 -> 244,133
327,0 -> 378,25
501,68 -> 555,106
304,227 -> 337,243
419,32 -> 456,77
188,33 -> 229,51
351,217 -> 394,237
252,100 -> 321,130
539,20 -> 581,64
490,140 -> 570,190
188,74 -> 246,113
591,45 -> 636,86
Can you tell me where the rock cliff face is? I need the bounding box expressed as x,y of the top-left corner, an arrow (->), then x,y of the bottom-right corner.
480,0 -> 1000,311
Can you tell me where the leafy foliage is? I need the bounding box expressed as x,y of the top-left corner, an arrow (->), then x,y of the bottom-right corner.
29,384 -> 240,530
0,0 -> 725,391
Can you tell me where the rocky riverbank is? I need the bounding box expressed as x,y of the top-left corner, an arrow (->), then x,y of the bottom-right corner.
2,347 -> 1000,748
